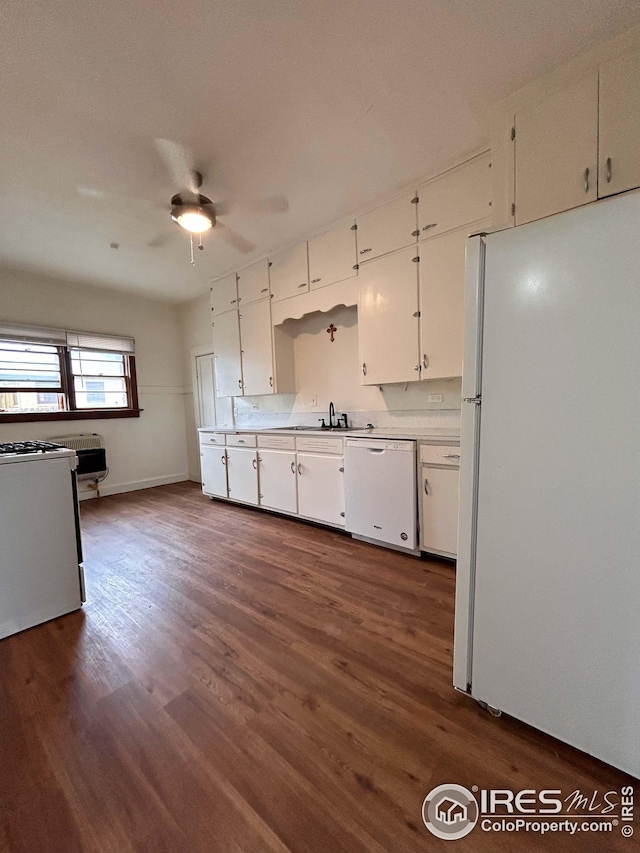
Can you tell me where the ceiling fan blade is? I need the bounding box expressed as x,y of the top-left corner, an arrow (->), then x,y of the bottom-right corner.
147,233 -> 171,248
155,138 -> 197,195
212,199 -> 233,217
216,222 -> 255,254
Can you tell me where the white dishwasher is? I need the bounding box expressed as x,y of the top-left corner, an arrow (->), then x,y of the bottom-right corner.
344,438 -> 418,553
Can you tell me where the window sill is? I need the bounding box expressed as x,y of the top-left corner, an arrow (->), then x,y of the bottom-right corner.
0,409 -> 142,424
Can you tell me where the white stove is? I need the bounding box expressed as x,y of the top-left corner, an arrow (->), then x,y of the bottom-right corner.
0,439 -> 85,639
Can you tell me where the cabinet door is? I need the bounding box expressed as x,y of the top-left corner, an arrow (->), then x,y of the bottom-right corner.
213,310 -> 243,397
358,246 -> 420,385
239,300 -> 274,396
308,221 -> 357,290
237,259 -> 270,304
419,228 -> 470,380
258,450 -> 298,513
210,273 -> 238,315
270,242 -> 309,302
200,446 -> 228,498
226,447 -> 259,504
420,465 -> 459,556
515,73 -> 598,225
296,453 -> 345,526
195,353 -> 216,427
356,191 -> 417,262
598,50 -> 640,198
418,151 -> 492,239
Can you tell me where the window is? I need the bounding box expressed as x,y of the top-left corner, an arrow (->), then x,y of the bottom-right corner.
0,325 -> 138,422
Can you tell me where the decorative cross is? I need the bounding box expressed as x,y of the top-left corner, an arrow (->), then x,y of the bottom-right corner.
326,323 -> 337,343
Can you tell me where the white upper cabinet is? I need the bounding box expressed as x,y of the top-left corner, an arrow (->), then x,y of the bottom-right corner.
419,228 -> 470,380
308,221 -> 357,290
237,259 -> 270,304
418,151 -> 492,239
355,191 -> 417,262
598,49 -> 640,199
239,300 -> 274,396
269,242 -> 309,302
210,272 -> 238,316
514,73 -> 598,225
213,310 -> 243,397
358,246 -> 420,386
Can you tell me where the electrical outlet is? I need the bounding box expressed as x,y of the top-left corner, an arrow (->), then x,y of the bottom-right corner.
252,403 -> 259,410
428,393 -> 443,403
310,395 -> 318,407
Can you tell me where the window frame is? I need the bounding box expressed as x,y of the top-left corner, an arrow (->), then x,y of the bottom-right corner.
0,342 -> 140,423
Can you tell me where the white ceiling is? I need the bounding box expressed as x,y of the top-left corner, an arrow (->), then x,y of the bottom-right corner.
1,1 -> 638,302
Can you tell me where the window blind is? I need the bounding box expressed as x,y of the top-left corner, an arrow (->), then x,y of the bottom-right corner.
0,322 -> 134,353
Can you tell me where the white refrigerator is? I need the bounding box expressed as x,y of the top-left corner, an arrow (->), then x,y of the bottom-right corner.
454,190 -> 640,778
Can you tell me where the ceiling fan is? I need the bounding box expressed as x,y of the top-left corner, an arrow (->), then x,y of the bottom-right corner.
154,138 -> 289,264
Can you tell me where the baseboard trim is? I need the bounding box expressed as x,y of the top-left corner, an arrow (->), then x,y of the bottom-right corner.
78,473 -> 189,500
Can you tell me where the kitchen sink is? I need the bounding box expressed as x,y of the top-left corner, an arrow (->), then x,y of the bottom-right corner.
268,426 -> 358,432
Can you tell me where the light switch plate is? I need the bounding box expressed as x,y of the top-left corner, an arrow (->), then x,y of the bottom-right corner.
428,393 -> 444,403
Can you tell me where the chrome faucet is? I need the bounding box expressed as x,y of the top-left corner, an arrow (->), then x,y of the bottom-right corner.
329,401 -> 336,428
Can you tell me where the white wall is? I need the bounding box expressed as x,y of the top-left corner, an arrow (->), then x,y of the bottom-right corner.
0,266 -> 188,497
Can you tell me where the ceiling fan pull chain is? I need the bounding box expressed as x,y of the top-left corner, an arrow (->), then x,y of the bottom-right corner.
190,233 -> 195,266
199,233 -> 204,252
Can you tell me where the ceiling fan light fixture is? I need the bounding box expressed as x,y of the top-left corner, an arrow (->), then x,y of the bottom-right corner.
172,205 -> 214,233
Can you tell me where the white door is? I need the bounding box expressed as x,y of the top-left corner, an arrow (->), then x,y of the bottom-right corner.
420,466 -> 459,556
418,151 -> 492,239
514,73 -> 598,225
200,446 -> 228,498
258,449 -> 298,513
419,228 -> 470,379
358,246 -> 420,385
213,310 -> 243,397
308,221 -> 357,290
356,191 -> 417,262
210,272 -> 239,315
270,242 -> 309,301
237,259 -> 270,304
598,49 -> 640,198
239,300 -> 274,396
226,447 -> 259,504
194,353 -> 216,427
296,453 -> 345,526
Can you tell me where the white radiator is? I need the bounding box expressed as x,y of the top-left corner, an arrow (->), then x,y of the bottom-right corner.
49,433 -> 104,451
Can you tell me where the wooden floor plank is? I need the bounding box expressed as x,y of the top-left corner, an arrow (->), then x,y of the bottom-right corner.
1,481 -> 637,852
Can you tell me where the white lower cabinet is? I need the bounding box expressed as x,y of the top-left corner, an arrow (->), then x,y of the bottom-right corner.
258,449 -> 298,514
225,447 -> 259,505
419,443 -> 460,558
296,452 -> 345,527
200,445 -> 228,498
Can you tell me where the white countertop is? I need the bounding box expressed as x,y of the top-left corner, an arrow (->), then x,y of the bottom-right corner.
198,425 -> 460,443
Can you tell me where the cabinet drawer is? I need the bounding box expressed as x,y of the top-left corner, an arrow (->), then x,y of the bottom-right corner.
226,433 -> 257,447
419,444 -> 461,466
258,434 -> 296,450
296,436 -> 344,454
199,432 -> 226,447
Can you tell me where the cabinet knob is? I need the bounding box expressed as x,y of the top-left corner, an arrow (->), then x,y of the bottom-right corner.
269,376 -> 273,387
340,512 -> 345,518
423,354 -> 429,370
291,461 -> 296,474
362,362 -> 367,376
606,157 -> 612,183
297,463 -> 303,475
424,478 -> 429,495
414,365 -> 421,371
359,248 -> 372,255
298,282 -> 307,288
584,167 -> 590,194
221,454 -> 226,465
261,287 -> 268,293
252,458 -> 257,469
422,223 -> 437,231
311,278 -> 321,283
339,466 -> 344,473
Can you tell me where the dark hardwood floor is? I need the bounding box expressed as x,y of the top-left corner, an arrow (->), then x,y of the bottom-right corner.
0,481 -> 637,852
